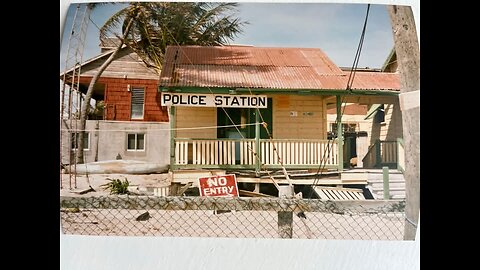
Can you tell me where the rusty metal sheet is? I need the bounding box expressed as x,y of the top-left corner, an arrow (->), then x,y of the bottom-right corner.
160,46 -> 400,91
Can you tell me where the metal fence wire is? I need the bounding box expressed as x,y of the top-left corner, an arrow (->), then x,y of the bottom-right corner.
60,196 -> 405,240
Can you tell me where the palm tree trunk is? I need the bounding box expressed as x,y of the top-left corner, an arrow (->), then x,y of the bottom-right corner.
76,17 -> 135,164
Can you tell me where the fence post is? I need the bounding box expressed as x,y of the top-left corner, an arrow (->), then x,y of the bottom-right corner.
383,166 -> 390,199
278,185 -> 294,238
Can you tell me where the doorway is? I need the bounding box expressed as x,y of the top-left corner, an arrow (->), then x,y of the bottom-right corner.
216,98 -> 273,163
216,98 -> 273,139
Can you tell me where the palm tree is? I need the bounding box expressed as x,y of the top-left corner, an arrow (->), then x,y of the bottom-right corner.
101,2 -> 246,72
75,2 -> 246,164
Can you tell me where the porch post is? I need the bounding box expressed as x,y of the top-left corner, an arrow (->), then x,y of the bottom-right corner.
336,95 -> 344,171
169,106 -> 176,170
255,109 -> 261,176
375,139 -> 381,168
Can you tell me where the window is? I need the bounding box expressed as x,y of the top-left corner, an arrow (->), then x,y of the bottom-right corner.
328,123 -> 357,140
131,87 -> 145,119
127,133 -> 145,151
331,123 -> 357,134
71,132 -> 89,150
374,104 -> 385,123
364,104 -> 385,123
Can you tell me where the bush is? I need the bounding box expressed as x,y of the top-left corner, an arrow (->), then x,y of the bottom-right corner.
100,178 -> 130,195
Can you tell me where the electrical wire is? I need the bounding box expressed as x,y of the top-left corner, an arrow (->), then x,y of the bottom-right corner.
61,122 -> 260,132
307,4 -> 371,199
162,26 -> 284,191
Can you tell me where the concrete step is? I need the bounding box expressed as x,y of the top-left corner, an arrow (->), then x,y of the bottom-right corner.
368,179 -> 405,200
376,192 -> 406,199
369,178 -> 405,183
368,186 -> 405,192
375,189 -> 406,195
369,183 -> 405,189
368,175 -> 405,181
342,170 -> 406,200
377,188 -> 405,193
370,188 -> 406,195
372,190 -> 406,200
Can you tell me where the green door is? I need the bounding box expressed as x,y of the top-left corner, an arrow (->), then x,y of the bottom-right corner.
217,98 -> 273,139
247,98 -> 273,139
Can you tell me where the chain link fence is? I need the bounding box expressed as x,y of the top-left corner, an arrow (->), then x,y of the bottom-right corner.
60,196 -> 405,240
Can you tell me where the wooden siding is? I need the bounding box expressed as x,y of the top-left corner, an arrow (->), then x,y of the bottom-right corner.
98,77 -> 168,122
175,107 -> 216,138
370,99 -> 403,143
80,48 -> 158,80
273,95 -> 326,139
324,95 -> 402,144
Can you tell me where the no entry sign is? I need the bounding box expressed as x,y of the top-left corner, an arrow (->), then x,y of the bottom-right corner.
198,174 -> 239,197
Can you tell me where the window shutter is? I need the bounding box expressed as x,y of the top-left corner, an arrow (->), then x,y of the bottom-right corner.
131,88 -> 145,119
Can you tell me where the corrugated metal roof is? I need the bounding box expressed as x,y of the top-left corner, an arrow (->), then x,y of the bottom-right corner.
342,72 -> 400,91
159,46 -> 400,91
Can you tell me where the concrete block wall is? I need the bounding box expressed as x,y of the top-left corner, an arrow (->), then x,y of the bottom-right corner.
61,120 -> 170,167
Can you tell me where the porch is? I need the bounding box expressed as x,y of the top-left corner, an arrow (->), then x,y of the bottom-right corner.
362,138 -> 405,170
172,138 -> 339,171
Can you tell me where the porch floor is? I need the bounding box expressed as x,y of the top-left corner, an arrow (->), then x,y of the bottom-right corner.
171,168 -> 368,187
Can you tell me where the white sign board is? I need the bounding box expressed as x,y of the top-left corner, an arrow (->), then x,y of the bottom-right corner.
161,92 -> 267,108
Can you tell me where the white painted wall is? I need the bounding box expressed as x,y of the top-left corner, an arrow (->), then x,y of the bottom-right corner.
61,120 -> 170,166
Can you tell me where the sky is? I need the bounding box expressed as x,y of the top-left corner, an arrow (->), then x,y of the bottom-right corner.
60,2 -> 394,72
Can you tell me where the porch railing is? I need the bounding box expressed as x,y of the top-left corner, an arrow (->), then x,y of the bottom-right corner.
174,138 -> 338,170
362,140 -> 398,169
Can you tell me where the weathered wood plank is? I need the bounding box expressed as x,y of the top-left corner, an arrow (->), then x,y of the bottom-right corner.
314,186 -> 366,201
238,189 -> 273,197
314,186 -> 364,193
236,177 -> 344,185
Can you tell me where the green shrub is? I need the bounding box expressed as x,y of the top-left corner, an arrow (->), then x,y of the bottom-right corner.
100,178 -> 130,195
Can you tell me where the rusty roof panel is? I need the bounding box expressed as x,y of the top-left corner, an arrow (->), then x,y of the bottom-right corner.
160,65 -> 344,89
160,46 -> 400,91
166,46 -> 342,70
345,72 -> 400,90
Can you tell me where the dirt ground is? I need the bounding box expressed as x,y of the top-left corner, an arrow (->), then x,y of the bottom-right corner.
60,172 -> 171,197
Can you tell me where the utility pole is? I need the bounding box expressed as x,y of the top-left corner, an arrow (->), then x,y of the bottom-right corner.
388,5 -> 420,240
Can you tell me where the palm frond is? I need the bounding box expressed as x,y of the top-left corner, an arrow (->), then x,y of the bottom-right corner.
99,2 -> 246,71
100,7 -> 128,40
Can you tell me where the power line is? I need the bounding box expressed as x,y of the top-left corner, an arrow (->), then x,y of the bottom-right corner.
307,4 -> 371,199
61,122 -> 259,132
162,24 -> 284,191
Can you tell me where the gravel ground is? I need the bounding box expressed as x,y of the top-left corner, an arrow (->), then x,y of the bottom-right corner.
60,208 -> 404,240
60,172 -> 405,240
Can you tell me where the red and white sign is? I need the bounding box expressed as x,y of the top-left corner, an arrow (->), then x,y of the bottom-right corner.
198,174 -> 239,197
